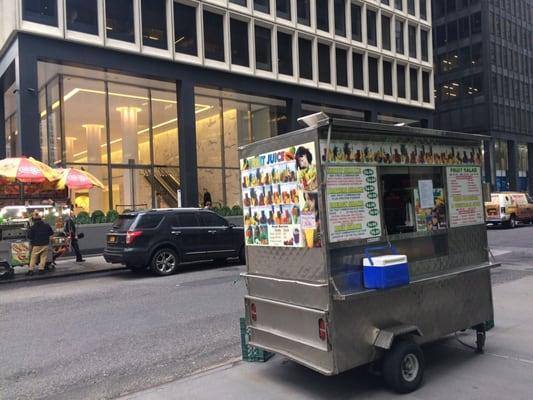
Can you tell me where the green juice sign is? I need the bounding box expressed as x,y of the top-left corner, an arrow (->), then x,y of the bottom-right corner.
326,166 -> 382,242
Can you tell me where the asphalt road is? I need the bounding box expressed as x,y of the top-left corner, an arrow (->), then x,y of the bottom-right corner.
0,262 -> 246,400
0,226 -> 531,400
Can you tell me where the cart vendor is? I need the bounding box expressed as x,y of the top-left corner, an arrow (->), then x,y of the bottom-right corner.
26,212 -> 54,276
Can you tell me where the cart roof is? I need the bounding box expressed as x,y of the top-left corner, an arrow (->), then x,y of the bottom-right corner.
239,118 -> 487,156
324,118 -> 489,142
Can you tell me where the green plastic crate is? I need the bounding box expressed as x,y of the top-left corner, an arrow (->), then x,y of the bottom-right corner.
240,317 -> 274,362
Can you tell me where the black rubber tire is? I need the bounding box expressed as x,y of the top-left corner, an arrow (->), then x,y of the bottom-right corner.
150,248 -> 179,276
507,215 -> 517,229
382,340 -> 425,394
238,246 -> 246,265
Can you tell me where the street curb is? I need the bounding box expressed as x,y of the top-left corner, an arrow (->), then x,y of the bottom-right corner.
0,265 -> 127,285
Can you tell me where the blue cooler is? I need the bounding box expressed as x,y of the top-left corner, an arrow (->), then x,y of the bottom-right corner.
363,250 -> 410,289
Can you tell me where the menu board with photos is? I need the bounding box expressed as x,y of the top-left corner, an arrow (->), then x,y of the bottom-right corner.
240,142 -> 321,248
447,166 -> 484,227
325,166 -> 382,242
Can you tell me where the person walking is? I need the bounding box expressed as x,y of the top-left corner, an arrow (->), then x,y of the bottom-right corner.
26,212 -> 54,276
203,188 -> 212,208
65,210 -> 85,262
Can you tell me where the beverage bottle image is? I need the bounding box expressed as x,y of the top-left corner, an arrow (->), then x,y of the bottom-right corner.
260,211 -> 267,224
254,226 -> 261,244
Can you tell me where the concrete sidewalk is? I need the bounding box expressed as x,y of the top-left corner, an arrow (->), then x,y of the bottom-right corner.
121,272 -> 533,400
0,255 -> 124,284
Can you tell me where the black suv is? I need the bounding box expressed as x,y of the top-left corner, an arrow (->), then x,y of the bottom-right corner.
103,208 -> 244,275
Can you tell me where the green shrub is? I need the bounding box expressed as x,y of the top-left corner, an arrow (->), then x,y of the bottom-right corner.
231,205 -> 243,216
76,211 -> 91,225
91,210 -> 106,224
106,210 -> 119,223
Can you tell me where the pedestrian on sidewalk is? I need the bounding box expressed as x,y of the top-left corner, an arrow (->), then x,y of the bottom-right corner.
65,209 -> 85,262
26,212 -> 54,276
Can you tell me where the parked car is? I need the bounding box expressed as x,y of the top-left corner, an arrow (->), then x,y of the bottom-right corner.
103,208 -> 245,275
485,191 -> 533,228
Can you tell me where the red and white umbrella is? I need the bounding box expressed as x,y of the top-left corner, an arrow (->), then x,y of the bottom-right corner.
56,168 -> 105,190
0,157 -> 61,183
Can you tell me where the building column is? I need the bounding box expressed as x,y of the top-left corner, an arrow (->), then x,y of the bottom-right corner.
527,144 -> 533,196
0,84 -> 5,159
15,50 -> 40,159
286,97 -> 302,132
507,140 -> 518,191
483,140 -> 494,189
117,107 -> 141,208
177,78 -> 198,207
83,124 -> 104,211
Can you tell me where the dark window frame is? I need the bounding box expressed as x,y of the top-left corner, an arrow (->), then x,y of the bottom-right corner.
22,0 -> 58,26
277,31 -> 293,75
335,47 -> 348,87
230,18 -> 250,67
141,0 -> 168,49
255,25 -> 273,71
174,2 -> 198,56
66,0 -> 98,35
203,10 -> 225,62
105,0 -> 135,43
298,36 -> 313,79
318,42 -> 332,83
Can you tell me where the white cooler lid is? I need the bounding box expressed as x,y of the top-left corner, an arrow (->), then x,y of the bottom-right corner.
363,254 -> 407,267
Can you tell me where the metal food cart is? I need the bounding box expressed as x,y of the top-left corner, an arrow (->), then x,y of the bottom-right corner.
239,117 -> 496,393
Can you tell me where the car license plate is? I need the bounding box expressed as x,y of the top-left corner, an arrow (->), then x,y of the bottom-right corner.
108,235 -> 116,243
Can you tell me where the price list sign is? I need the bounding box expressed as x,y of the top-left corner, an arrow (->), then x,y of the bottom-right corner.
447,166 -> 484,227
326,166 -> 382,242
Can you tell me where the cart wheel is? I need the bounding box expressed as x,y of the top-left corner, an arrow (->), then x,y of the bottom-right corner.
383,340 -> 424,394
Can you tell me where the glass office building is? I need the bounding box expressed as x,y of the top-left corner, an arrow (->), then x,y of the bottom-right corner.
1,0 -> 433,211
432,0 -> 533,192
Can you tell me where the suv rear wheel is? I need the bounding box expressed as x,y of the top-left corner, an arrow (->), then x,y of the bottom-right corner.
151,248 -> 179,276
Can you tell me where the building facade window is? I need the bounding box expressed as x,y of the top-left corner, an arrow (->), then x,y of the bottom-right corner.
106,0 -> 135,43
407,0 -> 415,15
410,67 -> 418,100
230,0 -> 247,6
298,37 -> 313,79
353,52 -> 364,90
422,71 -> 430,102
447,20 -> 458,43
37,62 -> 181,212
408,25 -> 417,58
276,0 -> 291,20
383,60 -> 393,95
174,3 -> 197,56
255,26 -> 272,71
22,0 -> 58,26
394,0 -> 403,11
66,0 -> 98,35
141,0 -> 167,49
459,16 -> 470,39
318,43 -> 331,83
195,87 -> 287,206
277,32 -> 293,75
382,15 -> 391,50
254,0 -> 270,14
397,64 -> 406,98
204,11 -> 225,62
297,0 -> 311,25
351,3 -> 362,42
368,56 -> 379,93
334,0 -> 346,37
436,24 -> 446,46
230,19 -> 249,67
420,0 -> 427,20
316,0 -> 330,32
471,12 -> 482,34
367,9 -> 377,46
421,30 -> 429,61
396,20 -> 404,54
335,48 -> 348,87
